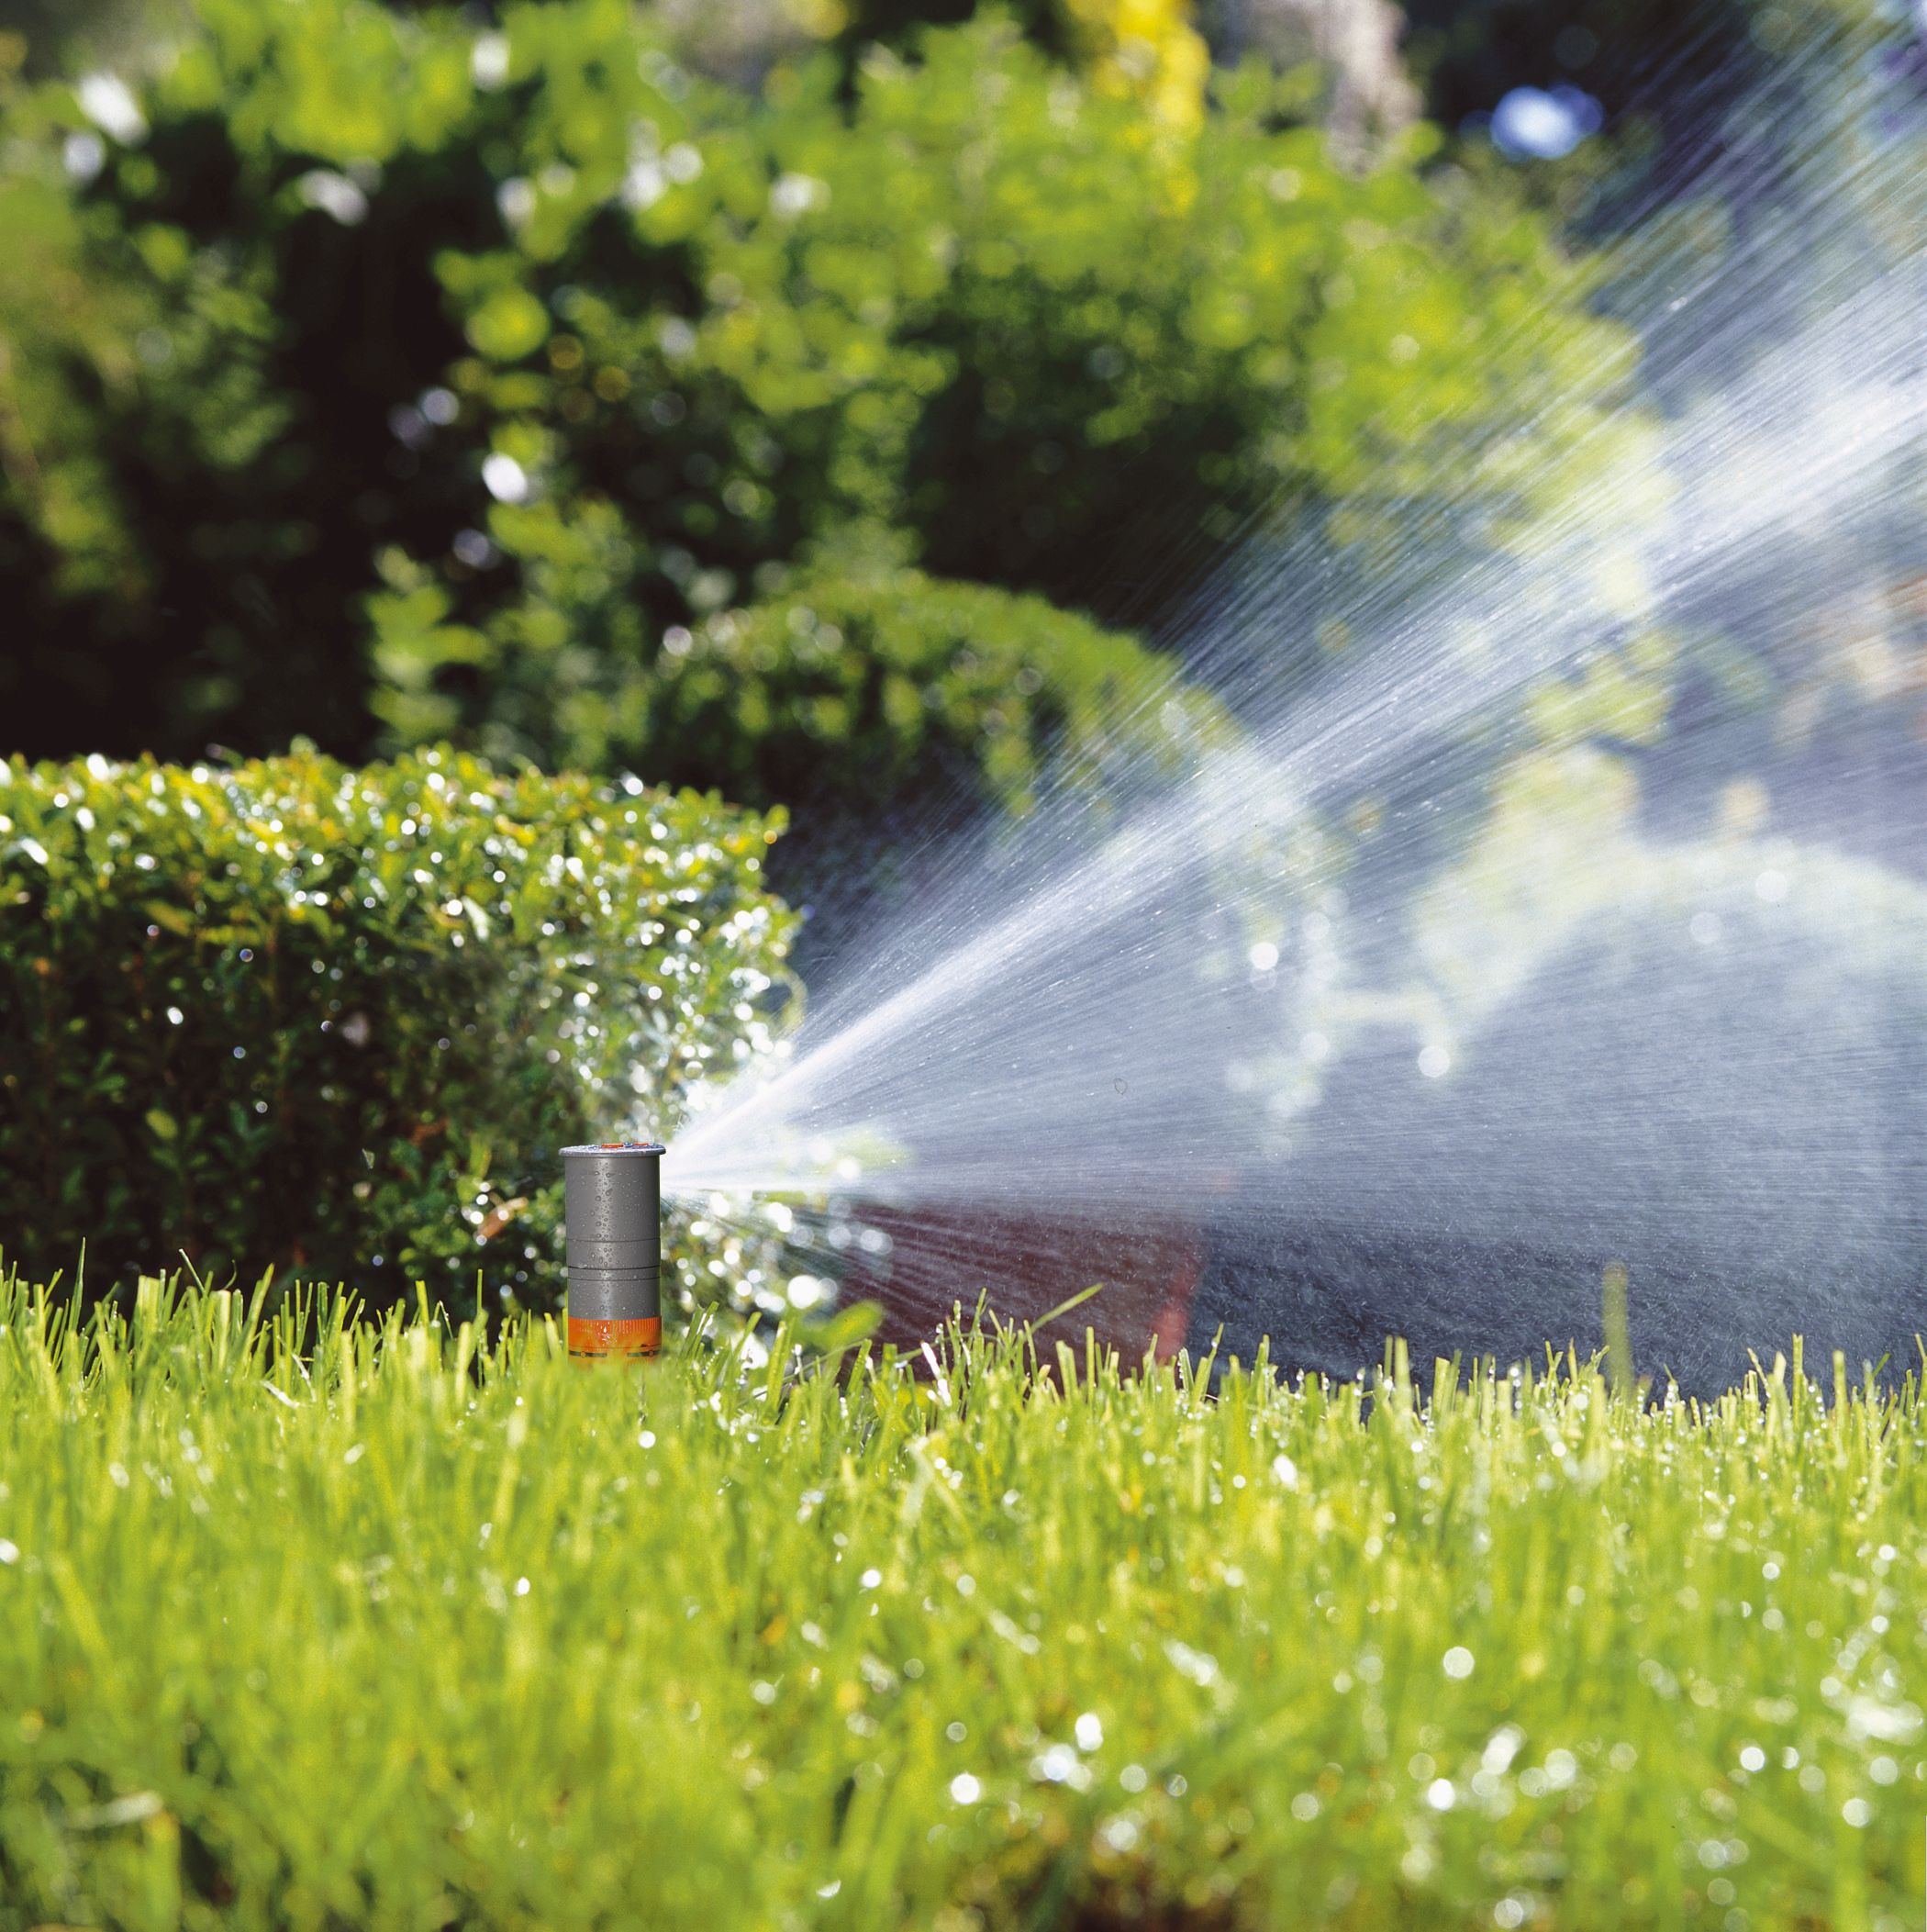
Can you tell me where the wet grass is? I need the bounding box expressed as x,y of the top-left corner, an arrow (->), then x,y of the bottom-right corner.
0,1273 -> 1921,1930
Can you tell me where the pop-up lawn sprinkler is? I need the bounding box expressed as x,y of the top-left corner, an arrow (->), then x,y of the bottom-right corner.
562,1142 -> 665,1359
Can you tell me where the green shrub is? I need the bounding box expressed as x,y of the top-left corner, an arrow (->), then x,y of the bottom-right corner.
644,569 -> 1222,814
0,0 -> 1632,767
375,563 -> 1230,914
0,746 -> 798,1312
390,15 -> 1631,740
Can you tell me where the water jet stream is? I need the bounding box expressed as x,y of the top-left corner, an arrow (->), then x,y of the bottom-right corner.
661,23 -> 1927,1382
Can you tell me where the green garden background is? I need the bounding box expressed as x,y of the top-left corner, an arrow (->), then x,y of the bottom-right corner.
0,0 -> 1900,1312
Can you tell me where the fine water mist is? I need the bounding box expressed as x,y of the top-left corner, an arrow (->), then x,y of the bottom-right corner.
663,16 -> 1927,1385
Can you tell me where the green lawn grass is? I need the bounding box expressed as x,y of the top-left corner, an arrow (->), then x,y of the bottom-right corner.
0,1272 -> 1921,1931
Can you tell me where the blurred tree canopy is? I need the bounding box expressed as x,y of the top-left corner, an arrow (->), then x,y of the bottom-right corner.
1404,0 -> 1754,137
0,0 -> 1629,805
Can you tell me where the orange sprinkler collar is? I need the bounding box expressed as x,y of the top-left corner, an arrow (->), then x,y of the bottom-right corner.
567,1315 -> 663,1359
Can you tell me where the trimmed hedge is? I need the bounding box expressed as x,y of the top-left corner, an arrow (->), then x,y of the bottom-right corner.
0,747 -> 798,1312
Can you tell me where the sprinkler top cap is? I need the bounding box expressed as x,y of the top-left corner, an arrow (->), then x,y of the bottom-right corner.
563,1141 -> 666,1156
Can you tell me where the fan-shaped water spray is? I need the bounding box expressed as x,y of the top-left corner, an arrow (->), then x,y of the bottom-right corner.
661,19 -> 1927,1385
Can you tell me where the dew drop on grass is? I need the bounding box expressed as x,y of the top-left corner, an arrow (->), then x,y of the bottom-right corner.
1442,1646 -> 1475,1679
949,1773 -> 981,1804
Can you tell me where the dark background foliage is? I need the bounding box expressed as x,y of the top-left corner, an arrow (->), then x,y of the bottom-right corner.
0,0 -> 1623,783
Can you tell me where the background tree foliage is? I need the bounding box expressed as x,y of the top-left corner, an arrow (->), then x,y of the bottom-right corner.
0,0 -> 1624,800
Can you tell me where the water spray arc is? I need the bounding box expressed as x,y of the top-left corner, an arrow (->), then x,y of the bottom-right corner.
562,1143 -> 665,1359
653,21 -> 1927,1383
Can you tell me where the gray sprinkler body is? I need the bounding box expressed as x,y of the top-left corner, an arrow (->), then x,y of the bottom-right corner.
562,1142 -> 664,1357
